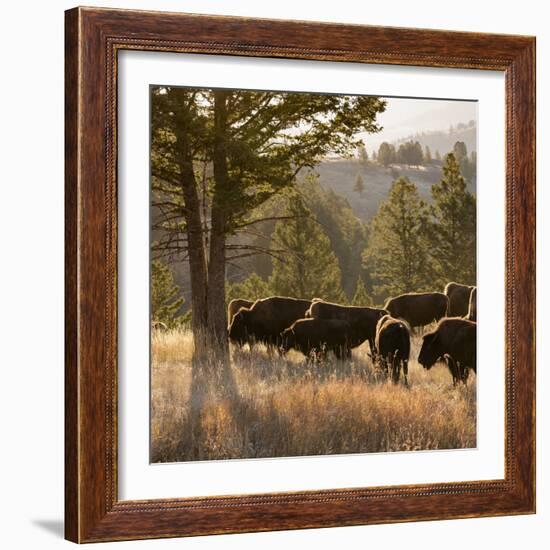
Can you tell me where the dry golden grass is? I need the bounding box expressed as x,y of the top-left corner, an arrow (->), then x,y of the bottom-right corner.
151,328 -> 476,463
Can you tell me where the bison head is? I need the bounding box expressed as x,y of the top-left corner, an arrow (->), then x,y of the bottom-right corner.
279,327 -> 296,355
228,307 -> 252,347
418,331 -> 442,370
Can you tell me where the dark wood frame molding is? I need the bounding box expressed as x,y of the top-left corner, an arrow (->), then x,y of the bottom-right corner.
65,6 -> 536,543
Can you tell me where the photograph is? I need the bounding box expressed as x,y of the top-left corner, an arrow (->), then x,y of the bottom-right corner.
149,86 -> 478,463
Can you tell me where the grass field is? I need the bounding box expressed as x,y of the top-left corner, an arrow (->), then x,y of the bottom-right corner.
151,328 -> 476,463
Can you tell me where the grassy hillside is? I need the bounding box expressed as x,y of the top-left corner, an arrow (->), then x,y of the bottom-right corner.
312,157 -> 476,223
311,161 -> 442,222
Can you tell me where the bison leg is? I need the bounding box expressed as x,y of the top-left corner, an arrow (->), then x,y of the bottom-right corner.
335,345 -> 351,361
383,354 -> 392,380
375,356 -> 386,380
367,338 -> 376,358
444,354 -> 460,386
391,352 -> 401,384
461,364 -> 470,385
403,360 -> 409,387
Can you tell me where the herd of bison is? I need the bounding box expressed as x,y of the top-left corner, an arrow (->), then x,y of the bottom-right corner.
227,282 -> 477,387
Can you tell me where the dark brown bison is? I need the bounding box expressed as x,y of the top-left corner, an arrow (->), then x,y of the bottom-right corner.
228,296 -> 311,350
227,298 -> 254,326
280,318 -> 353,361
306,300 -> 387,354
384,292 -> 448,328
374,315 -> 411,385
467,287 -> 477,321
418,317 -> 477,385
444,282 -> 475,317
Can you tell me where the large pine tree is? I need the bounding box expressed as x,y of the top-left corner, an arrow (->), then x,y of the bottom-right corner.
269,198 -> 345,302
151,87 -> 386,358
362,177 -> 432,300
428,153 -> 476,286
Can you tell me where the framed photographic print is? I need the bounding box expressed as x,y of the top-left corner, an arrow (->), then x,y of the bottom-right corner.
65,6 -> 536,543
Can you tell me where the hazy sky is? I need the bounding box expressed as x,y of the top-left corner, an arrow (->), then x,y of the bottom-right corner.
358,97 -> 477,153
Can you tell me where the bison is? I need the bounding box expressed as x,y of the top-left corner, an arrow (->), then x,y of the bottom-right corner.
444,282 -> 475,317
467,287 -> 477,321
418,317 -> 477,385
228,296 -> 311,350
384,292 -> 447,328
227,298 -> 254,326
280,318 -> 353,361
306,300 -> 387,355
374,315 -> 411,385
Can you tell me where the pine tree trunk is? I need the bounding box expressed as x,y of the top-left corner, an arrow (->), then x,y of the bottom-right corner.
207,212 -> 228,355
207,90 -> 230,360
174,128 -> 208,358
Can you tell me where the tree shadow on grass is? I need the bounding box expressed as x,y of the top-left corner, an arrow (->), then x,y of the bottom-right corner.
151,344 -> 385,463
155,351 -> 295,462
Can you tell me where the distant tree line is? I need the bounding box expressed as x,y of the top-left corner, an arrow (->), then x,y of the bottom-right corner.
370,139 -> 476,178
350,139 -> 476,206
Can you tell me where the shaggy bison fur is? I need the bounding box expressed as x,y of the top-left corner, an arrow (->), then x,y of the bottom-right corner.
444,282 -> 475,317
306,300 -> 387,354
280,318 -> 353,361
384,292 -> 448,328
227,298 -> 254,326
418,317 -> 477,385
228,296 -> 311,350
374,315 -> 411,385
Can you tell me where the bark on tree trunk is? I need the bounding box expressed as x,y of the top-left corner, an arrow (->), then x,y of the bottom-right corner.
208,90 -> 230,360
174,126 -> 208,358
172,92 -> 231,365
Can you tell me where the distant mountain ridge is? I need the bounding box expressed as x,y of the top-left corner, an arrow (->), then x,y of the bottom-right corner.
393,122 -> 476,158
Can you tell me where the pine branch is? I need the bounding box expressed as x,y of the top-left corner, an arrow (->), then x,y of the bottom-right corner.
233,214 -> 305,230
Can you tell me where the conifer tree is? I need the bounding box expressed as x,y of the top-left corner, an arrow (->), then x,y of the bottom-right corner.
353,172 -> 365,195
397,140 -> 424,166
425,145 -> 432,163
351,277 -> 373,306
428,153 -> 476,285
269,198 -> 345,302
357,144 -> 369,166
151,260 -> 186,328
362,177 -> 432,300
300,175 -> 368,300
226,273 -> 271,304
378,142 -> 396,167
151,87 -> 386,355
453,141 -> 468,162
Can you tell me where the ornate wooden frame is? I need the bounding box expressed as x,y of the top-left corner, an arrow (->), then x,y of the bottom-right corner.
65,6 -> 536,543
